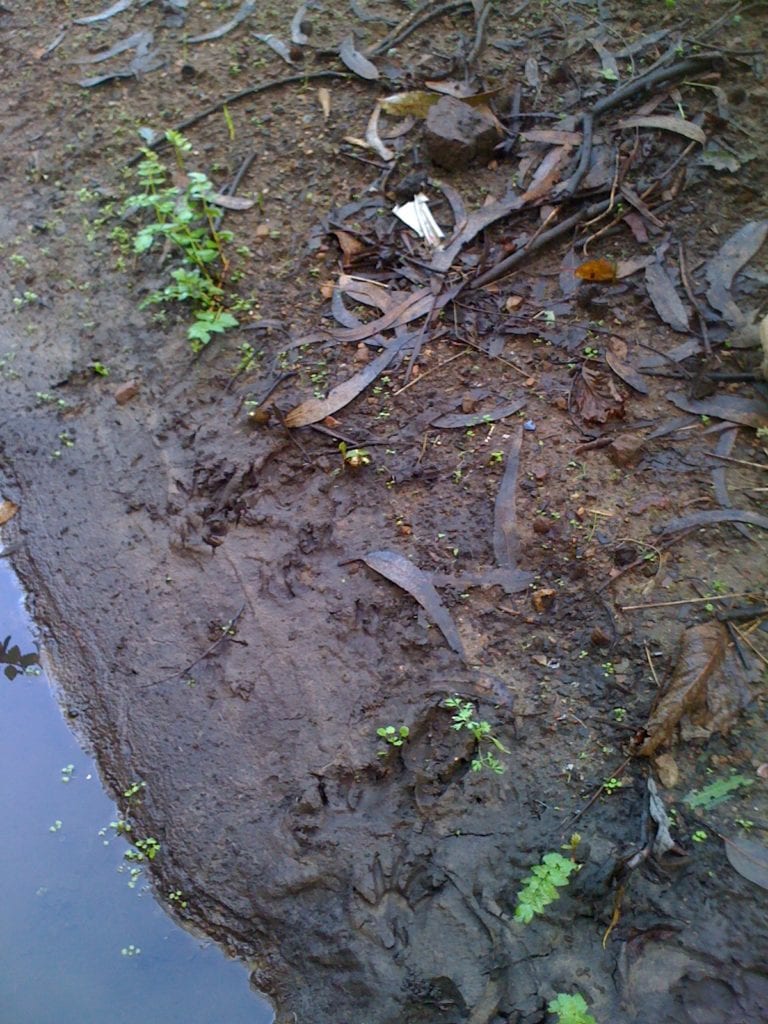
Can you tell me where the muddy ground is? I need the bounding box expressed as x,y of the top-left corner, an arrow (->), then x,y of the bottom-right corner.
1,1 -> 768,1022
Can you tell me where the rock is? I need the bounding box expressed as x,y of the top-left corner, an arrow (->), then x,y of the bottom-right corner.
424,95 -> 498,171
608,433 -> 644,467
114,380 -> 139,405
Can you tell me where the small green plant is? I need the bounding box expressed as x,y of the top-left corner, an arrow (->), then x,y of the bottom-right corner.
514,850 -> 580,923
49,820 -> 63,833
60,764 -> 74,783
376,724 -> 410,748
692,830 -> 708,843
168,889 -> 189,909
489,451 -> 504,465
548,991 -> 597,1024
735,818 -> 755,832
90,361 -> 109,377
339,442 -> 371,469
125,836 -> 160,862
603,777 -> 623,794
443,697 -> 509,773
123,780 -> 146,800
123,130 -> 239,351
612,707 -> 626,723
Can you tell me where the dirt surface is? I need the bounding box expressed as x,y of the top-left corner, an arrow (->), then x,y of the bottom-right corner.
2,2 -> 768,1022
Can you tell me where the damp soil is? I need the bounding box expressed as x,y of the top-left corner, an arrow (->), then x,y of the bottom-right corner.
1,2 -> 767,1022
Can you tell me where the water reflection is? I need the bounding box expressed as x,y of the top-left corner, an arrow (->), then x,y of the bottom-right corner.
0,563 -> 272,1024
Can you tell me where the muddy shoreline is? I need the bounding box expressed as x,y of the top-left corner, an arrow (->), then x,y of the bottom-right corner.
2,0 -> 768,1020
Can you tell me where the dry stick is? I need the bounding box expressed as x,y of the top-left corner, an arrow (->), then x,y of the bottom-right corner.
644,641 -> 661,687
470,198 -> 611,288
393,347 -> 468,396
706,452 -> 768,471
562,52 -> 722,197
141,603 -> 247,688
466,0 -> 493,66
678,240 -> 710,355
367,0 -> 471,56
596,531 -> 691,593
732,621 -> 768,668
124,71 -> 350,165
212,149 -> 257,232
621,592 -> 759,611
561,755 -> 633,832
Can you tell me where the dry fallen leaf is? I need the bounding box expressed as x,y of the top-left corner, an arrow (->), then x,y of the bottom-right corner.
639,622 -> 727,757
724,836 -> 768,892
0,499 -> 19,526
572,363 -> 625,423
362,549 -> 465,659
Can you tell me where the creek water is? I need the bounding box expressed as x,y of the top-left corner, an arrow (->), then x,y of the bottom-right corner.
0,560 -> 273,1024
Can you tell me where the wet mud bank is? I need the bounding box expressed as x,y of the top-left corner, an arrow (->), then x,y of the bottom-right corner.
2,325 -> 766,1023
2,0 -> 768,1020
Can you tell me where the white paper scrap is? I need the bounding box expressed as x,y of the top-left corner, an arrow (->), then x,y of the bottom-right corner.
392,193 -> 445,249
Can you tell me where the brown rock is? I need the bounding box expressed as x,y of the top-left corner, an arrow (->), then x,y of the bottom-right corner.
424,95 -> 499,171
608,433 -> 644,467
114,381 -> 139,405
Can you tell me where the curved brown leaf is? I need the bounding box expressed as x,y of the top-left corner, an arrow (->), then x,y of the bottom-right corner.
285,335 -> 409,427
362,549 -> 465,658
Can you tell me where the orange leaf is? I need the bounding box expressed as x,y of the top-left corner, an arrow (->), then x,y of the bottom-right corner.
575,258 -> 617,283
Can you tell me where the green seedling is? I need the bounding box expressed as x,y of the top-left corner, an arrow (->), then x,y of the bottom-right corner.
49,820 -> 63,833
168,889 -> 189,909
122,130 -> 239,351
376,725 -> 409,750
692,830 -> 708,843
603,777 -> 623,794
60,764 -> 74,783
125,836 -> 160,862
339,442 -> 371,469
548,991 -> 598,1024
90,361 -> 109,377
514,851 -> 579,923
489,451 -> 504,465
443,696 -> 509,774
123,780 -> 146,800
612,707 -> 626,723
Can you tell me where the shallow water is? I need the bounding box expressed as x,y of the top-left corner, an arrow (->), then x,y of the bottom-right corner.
0,562 -> 273,1024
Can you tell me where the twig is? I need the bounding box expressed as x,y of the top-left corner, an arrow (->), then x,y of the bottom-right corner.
596,531 -> 690,593
644,641 -> 661,687
470,198 -> 612,288
729,622 -> 768,667
393,347 -> 468,396
125,71 -> 350,165
141,603 -> 247,688
561,755 -> 633,833
213,149 -> 257,231
706,452 -> 768,471
367,0 -> 471,56
621,592 -> 758,611
678,241 -> 710,354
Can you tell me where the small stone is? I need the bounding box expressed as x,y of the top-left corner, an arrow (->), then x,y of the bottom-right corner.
608,433 -> 644,467
654,754 -> 679,788
114,381 -> 139,405
424,95 -> 499,171
590,626 -> 610,647
533,517 -> 551,535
